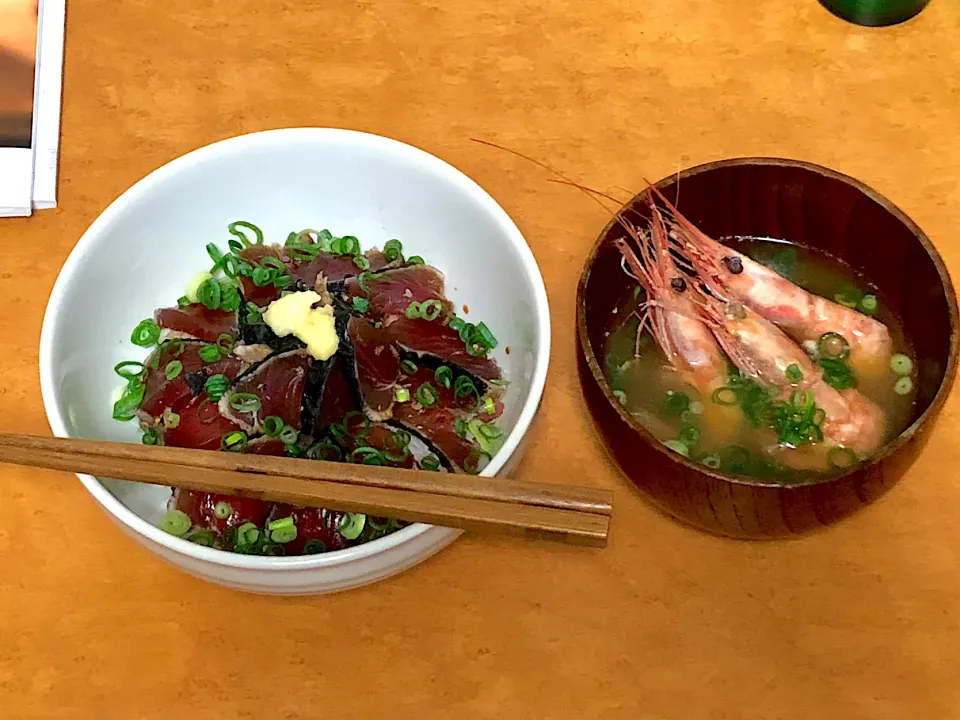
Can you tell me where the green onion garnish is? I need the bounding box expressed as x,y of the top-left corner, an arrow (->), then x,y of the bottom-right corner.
198,345 -> 220,363
160,509 -> 192,537
267,517 -> 297,543
701,455 -> 721,469
141,428 -> 159,445
454,375 -> 478,400
216,333 -> 235,355
482,396 -> 496,415
303,539 -> 327,554
131,319 -> 161,347
890,353 -> 913,375
203,374 -> 230,400
400,360 -> 418,375
262,416 -> 284,437
818,357 -> 857,390
352,296 -> 370,313
435,365 -> 453,389
114,361 -> 146,381
858,294 -> 878,316
280,426 -> 299,445
164,360 -> 183,380
711,387 -> 737,406
343,410 -> 371,439
187,531 -> 216,546
405,301 -> 423,319
112,383 -> 145,421
679,427 -> 700,448
395,387 -> 410,403
357,271 -> 371,292
407,255 -> 425,265
828,446 -> 857,469
416,382 -> 439,407
420,454 -> 441,471
162,409 -> 180,429
214,501 -> 233,519
234,522 -> 260,549
474,322 -> 497,350
383,239 -> 403,263
177,295 -> 191,308
817,332 -> 850,361
353,255 -> 371,270
663,391 -> 691,415
244,302 -> 261,325
339,513 -> 366,540
196,278 -> 222,310
228,220 -> 264,246
834,291 -> 860,309
349,447 -> 386,465
221,430 -> 248,452
229,393 -> 261,413
786,364 -> 803,383
251,266 -> 272,287
420,299 -> 443,321
894,376 -> 914,395
454,417 -> 469,437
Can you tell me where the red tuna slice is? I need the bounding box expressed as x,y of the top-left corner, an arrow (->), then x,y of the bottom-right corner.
387,317 -> 501,381
347,316 -> 401,415
267,504 -> 355,554
288,249 -> 390,287
237,245 -> 285,307
392,404 -> 478,471
343,266 -> 454,323
162,392 -> 241,451
316,355 -> 362,431
243,436 -> 288,456
397,363 -> 503,419
222,350 -> 311,431
173,488 -> 272,539
155,303 -> 238,342
140,341 -> 244,419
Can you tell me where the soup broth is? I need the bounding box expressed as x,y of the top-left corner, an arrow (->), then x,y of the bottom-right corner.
603,237 -> 918,484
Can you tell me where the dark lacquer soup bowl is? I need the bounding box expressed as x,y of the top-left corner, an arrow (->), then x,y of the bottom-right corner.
576,158 -> 959,539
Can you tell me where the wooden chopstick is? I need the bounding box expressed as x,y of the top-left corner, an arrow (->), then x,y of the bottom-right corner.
0,434 -> 611,547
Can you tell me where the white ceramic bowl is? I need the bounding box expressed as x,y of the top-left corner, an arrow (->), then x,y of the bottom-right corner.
39,128 -> 551,595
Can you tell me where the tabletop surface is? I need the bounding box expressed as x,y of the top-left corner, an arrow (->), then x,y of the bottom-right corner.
3,1 -> 960,717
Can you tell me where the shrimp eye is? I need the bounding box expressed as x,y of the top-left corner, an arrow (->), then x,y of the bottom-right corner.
723,256 -> 744,274
670,277 -> 687,293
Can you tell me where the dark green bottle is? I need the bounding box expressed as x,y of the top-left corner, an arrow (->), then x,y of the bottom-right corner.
820,0 -> 930,26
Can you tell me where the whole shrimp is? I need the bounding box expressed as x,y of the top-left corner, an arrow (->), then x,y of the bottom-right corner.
649,186 -> 894,380
616,202 -> 741,446
692,288 -> 886,470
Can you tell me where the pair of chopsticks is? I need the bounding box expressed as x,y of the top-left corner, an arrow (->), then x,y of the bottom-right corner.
0,434 -> 611,547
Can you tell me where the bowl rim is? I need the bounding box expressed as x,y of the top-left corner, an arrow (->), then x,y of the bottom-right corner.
577,155 -> 960,490
39,126 -> 552,570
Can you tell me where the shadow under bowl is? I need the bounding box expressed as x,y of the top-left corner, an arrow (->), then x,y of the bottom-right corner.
577,157 -> 959,539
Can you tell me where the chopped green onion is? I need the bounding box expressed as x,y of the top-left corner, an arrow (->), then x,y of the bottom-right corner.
454,416 -> 469,437
383,239 -> 403,263
353,255 -> 371,270
228,220 -> 264,246
711,387 -> 738,406
164,360 -> 183,380
449,317 -> 465,333
405,301 -> 423,319
454,375 -> 478,400
474,322 -> 497,350
268,516 -> 294,532
420,454 -> 441,471
339,513 -> 366,540
828,446 -> 858,469
196,278 -> 222,310
198,345 -> 221,363
114,361 -> 146,381
307,442 -> 342,462
280,426 -> 299,445
244,302 -> 262,325
689,400 -> 704,415
407,255 -> 425,265
435,365 -> 453,389
221,430 -> 248,452
834,291 -> 861,309
858,294 -> 878,316
251,266 -> 272,286
357,271 -> 371,292
890,353 -> 913,375
235,522 -> 260,549
214,501 -> 233,519
416,382 -> 439,407
701,455 -> 721,469
204,374 -> 230,400
463,450 -> 491,475
141,428 -> 160,445
818,357 -> 857,390
482,396 -> 496,415
420,299 -> 443,321
786,364 -> 803,383
271,525 -> 297,544
160,509 -> 192,537
613,390 -> 627,405
162,409 -> 180,429
216,333 -> 235,355
341,236 -> 361,255
791,390 -> 815,413
187,530 -> 216,546
663,391 -> 691,416
395,387 -> 411,403
262,416 -> 284,437
679,426 -> 700,447
229,393 -> 261,413
343,410 -> 371,439
352,296 -> 370,313
400,360 -> 418,375
112,383 -> 145,421
177,295 -> 191,308
131,319 -> 161,347
350,447 -> 386,465
817,332 -> 850,361
303,539 -> 327,554
894,376 -> 914,395
663,439 -> 690,458
220,255 -> 240,279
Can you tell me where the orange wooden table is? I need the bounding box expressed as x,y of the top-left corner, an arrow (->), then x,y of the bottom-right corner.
2,1 -> 959,717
